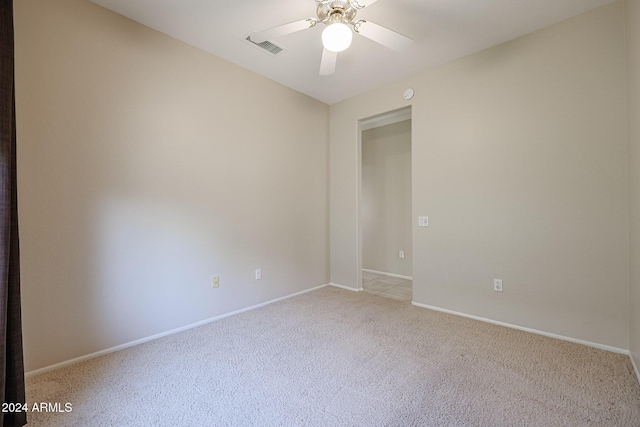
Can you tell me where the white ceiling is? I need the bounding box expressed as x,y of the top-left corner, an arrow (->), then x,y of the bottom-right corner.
89,0 -> 615,105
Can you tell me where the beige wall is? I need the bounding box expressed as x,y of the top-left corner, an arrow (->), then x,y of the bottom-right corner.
362,120 -> 412,277
627,0 -> 640,372
14,0 -> 329,371
331,2 -> 629,348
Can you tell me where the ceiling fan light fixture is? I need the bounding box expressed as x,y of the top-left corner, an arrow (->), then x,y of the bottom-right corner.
322,22 -> 353,52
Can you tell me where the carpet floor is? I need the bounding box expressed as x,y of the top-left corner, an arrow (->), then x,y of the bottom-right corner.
26,286 -> 640,426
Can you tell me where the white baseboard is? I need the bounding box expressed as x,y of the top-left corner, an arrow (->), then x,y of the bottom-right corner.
411,301 -> 628,355
26,283 -> 329,378
329,282 -> 363,292
362,269 -> 412,281
630,352 -> 640,385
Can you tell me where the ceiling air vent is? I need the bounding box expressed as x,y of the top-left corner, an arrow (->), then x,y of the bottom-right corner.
243,33 -> 285,56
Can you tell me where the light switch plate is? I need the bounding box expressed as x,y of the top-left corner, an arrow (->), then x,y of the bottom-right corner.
418,216 -> 429,227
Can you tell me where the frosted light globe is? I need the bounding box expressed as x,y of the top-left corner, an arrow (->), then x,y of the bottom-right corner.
322,22 -> 353,52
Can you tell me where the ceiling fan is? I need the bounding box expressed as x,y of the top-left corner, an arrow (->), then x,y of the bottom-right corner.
249,0 -> 413,76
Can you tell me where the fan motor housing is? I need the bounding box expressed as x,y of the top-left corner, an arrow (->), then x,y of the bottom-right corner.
317,0 -> 358,24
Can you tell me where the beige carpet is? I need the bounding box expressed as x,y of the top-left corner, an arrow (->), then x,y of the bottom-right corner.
26,286 -> 640,426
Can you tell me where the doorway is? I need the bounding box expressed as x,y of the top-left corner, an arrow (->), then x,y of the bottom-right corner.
359,107 -> 412,302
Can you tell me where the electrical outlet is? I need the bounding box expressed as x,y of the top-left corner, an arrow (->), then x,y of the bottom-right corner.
494,279 -> 503,292
255,269 -> 262,280
399,250 -> 405,259
211,276 -> 219,288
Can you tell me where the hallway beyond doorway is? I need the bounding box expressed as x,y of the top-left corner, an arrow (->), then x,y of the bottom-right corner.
362,271 -> 412,302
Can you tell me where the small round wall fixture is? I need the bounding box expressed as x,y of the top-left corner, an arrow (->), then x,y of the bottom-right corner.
403,88 -> 415,100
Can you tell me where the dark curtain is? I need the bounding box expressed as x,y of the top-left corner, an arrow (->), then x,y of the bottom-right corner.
0,0 -> 26,426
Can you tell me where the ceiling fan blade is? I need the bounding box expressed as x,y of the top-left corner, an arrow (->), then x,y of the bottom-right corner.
250,18 -> 317,43
319,48 -> 337,76
350,0 -> 379,9
354,20 -> 413,51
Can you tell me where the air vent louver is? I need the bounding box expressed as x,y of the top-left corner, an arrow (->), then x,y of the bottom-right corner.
244,34 -> 284,56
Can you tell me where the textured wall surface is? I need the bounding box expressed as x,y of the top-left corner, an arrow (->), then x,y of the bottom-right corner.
626,0 -> 640,373
362,120 -> 412,277
331,3 -> 628,349
15,0 -> 329,371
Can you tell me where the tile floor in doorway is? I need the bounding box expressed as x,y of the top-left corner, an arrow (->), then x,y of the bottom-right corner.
362,271 -> 413,302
